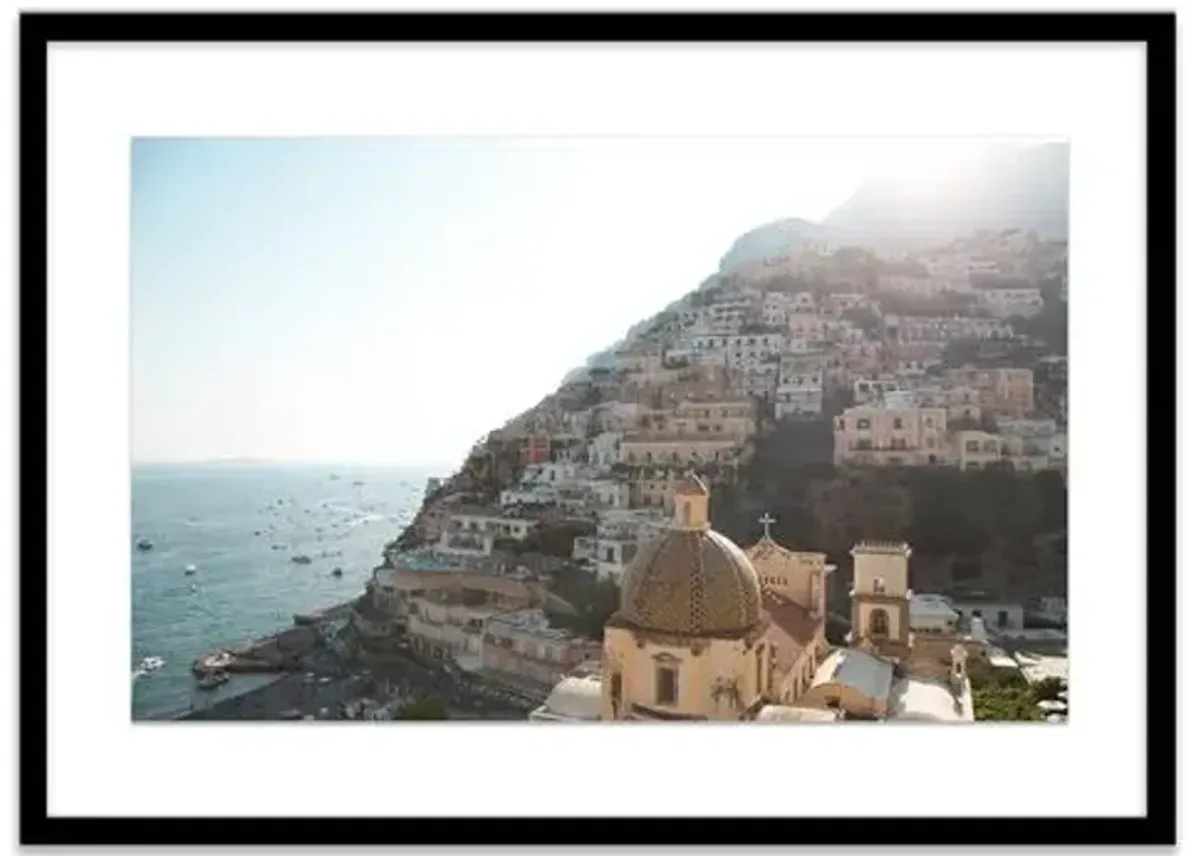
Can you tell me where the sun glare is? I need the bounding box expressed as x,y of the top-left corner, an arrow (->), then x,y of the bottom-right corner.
878,139 -> 977,188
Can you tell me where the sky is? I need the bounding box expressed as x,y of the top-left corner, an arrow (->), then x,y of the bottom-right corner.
131,136 -> 982,468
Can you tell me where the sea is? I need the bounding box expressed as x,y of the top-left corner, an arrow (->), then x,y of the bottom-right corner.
131,463 -> 441,719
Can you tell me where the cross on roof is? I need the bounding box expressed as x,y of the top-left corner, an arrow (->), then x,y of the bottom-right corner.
758,512 -> 777,539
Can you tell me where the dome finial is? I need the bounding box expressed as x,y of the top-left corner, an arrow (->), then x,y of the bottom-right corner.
758,512 -> 777,541
672,472 -> 710,531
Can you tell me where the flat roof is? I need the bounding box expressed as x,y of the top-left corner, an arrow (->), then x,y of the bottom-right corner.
1014,652 -> 1069,684
890,677 -> 971,723
910,594 -> 959,620
755,706 -> 841,723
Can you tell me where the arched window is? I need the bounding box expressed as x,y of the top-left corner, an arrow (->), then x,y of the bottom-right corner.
869,608 -> 890,636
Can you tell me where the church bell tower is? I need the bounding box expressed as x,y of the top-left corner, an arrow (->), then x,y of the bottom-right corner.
850,541 -> 912,656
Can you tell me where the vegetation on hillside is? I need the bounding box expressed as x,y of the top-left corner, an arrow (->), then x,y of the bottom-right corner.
549,570 -> 620,641
711,443 -> 1067,601
967,660 -> 1043,721
395,698 -> 447,720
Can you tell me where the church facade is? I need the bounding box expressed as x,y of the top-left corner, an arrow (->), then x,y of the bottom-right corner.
597,474 -> 976,723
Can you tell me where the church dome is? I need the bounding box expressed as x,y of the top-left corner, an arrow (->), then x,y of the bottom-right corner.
615,474 -> 763,637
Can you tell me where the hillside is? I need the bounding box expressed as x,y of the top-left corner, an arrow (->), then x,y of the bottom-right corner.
718,218 -> 851,273
716,142 -> 1068,268
381,212 -> 1068,618
821,141 -> 1068,243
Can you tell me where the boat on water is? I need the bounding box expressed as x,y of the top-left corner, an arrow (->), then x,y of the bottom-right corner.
136,656 -> 165,674
197,672 -> 230,690
135,538 -> 154,551
184,564 -> 197,575
352,480 -> 365,487
291,555 -> 313,565
331,567 -> 343,578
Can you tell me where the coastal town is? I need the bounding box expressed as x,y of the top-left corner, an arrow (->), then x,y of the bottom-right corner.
184,225 -> 1069,723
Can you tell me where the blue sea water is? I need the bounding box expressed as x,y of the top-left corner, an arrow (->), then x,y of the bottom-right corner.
131,463 -> 438,719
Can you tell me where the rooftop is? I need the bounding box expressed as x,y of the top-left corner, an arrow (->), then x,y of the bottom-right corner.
851,541 -> 913,557
890,677 -> 971,722
760,591 -> 821,677
810,647 -> 893,703
489,608 -> 577,641
910,594 -> 960,621
755,705 -> 842,723
533,674 -> 604,721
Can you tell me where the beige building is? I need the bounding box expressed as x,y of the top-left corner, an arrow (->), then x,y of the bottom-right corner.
595,479 -> 975,722
975,286 -> 1044,318
601,477 -> 830,721
953,428 -> 1066,472
811,541 -> 978,720
481,609 -> 601,688
621,435 -> 746,467
946,367 -> 1035,418
833,404 -> 951,467
361,568 -> 559,663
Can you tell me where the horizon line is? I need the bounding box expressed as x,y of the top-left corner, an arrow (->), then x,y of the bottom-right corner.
131,459 -> 458,470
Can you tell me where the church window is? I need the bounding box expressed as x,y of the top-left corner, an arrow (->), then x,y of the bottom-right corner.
755,645 -> 764,696
872,577 -> 886,594
869,609 -> 890,636
655,666 -> 678,706
611,672 -> 623,702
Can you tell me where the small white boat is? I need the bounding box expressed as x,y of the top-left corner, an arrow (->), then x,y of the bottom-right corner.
184,564 -> 197,575
136,656 -> 165,674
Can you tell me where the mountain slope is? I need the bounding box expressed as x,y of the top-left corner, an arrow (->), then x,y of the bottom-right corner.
821,141 -> 1068,243
718,218 -> 845,273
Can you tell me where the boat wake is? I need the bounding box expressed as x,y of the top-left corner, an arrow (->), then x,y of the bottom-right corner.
132,655 -> 166,680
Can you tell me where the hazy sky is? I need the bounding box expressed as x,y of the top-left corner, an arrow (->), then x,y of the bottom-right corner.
131,136 -> 974,468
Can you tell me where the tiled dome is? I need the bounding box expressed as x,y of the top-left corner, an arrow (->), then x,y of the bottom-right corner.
616,524 -> 763,638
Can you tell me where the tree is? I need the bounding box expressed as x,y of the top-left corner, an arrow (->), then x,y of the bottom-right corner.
1031,677 -> 1067,702
967,659 -> 1042,721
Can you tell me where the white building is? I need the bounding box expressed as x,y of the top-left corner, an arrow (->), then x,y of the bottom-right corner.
586,478 -> 631,510
775,364 -> 823,419
725,332 -> 785,369
586,431 -> 623,469
438,510 -> 539,556
828,291 -> 872,311
952,599 -> 1025,633
499,461 -> 581,507
529,673 -> 603,721
909,594 -> 961,634
976,287 -> 1045,318
852,375 -> 909,404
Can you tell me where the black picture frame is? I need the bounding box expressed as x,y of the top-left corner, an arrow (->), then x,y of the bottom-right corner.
17,11 -> 1177,848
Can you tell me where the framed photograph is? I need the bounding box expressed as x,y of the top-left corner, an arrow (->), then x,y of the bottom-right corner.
19,10 -> 1176,847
